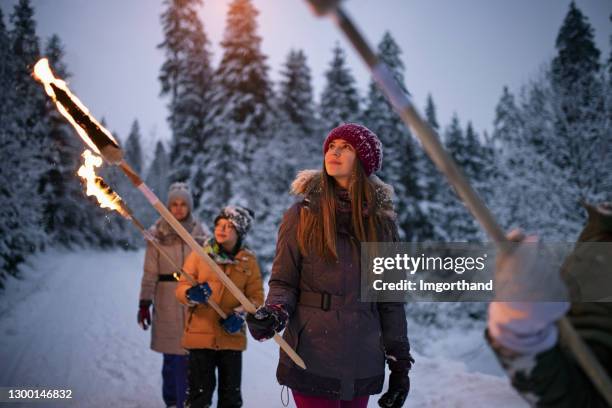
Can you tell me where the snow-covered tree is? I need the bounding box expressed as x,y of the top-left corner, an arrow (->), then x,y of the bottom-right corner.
416,94 -> 444,241
320,44 -> 360,130
248,116 -> 296,270
96,128 -> 141,250
546,2 -> 606,234
518,81 -> 574,237
608,13 -> 612,76
551,1 -> 600,92
489,79 -> 583,240
0,9 -> 12,124
146,140 -> 170,206
214,0 -> 272,160
279,49 -> 316,136
158,0 -> 213,205
37,34 -> 93,246
439,115 -> 480,241
200,0 -> 273,225
110,120 -> 149,243
462,123 -> 485,179
479,128 -> 499,203
278,49 -> 320,169
143,141 -> 170,227
0,7 -> 39,281
604,16 -> 612,199
489,86 -> 523,230
425,94 -> 439,131
246,48 -> 320,269
125,120 -> 143,174
0,0 -> 47,281
10,0 -> 46,156
362,32 -> 423,240
549,2 -> 603,182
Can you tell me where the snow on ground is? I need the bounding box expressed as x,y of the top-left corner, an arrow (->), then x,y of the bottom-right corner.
0,249 -> 527,407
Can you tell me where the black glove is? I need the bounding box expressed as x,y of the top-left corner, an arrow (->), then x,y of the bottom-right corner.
246,304 -> 288,341
378,347 -> 414,408
137,299 -> 152,330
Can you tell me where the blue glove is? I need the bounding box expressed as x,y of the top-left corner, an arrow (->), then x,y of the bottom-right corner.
186,283 -> 212,304
221,312 -> 246,334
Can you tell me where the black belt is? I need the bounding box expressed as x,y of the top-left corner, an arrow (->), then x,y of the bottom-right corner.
158,274 -> 178,282
298,291 -> 344,311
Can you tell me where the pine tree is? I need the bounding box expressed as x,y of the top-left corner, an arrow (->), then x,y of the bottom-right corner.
38,34 -> 93,246
320,44 -> 360,130
0,9 -> 13,122
97,129 -> 140,250
0,0 -> 47,281
520,81 -> 575,237
0,8 -> 30,281
551,1 -> 600,90
464,122 -> 490,239
417,94 -> 443,241
440,115 -> 479,241
550,1 -> 602,169
145,141 -> 170,205
425,94 -> 439,131
279,49 -> 316,136
249,116 -> 297,269
10,0 -> 46,150
361,32 -> 423,240
214,0 -> 271,160
479,129 -> 499,206
549,2 -> 605,224
244,49 -> 319,269
608,14 -> 612,76
200,0 -> 273,223
125,120 -> 143,174
278,49 -> 320,169
491,87 -> 521,151
605,14 -> 612,199
158,0 -> 213,205
144,141 -> 170,227
462,123 -> 480,174
490,86 -> 522,229
116,120 -> 150,241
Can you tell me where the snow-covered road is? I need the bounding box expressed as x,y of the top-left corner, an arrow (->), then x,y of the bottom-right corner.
0,250 -> 527,407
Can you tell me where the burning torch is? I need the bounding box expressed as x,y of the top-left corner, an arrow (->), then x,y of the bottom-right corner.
33,58 -> 305,370
77,149 -> 229,319
303,0 -> 612,402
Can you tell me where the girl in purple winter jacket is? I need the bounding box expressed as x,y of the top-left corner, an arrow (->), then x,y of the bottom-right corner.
246,123 -> 413,408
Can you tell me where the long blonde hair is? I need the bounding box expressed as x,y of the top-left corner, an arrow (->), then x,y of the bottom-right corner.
297,160 -> 391,261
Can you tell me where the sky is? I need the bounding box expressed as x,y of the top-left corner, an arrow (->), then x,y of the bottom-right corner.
3,0 -> 612,161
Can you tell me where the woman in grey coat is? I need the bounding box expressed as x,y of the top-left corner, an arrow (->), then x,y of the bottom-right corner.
247,124 -> 413,408
138,182 -> 209,408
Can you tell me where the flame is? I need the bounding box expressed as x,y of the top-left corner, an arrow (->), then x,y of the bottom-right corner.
33,58 -> 119,155
77,150 -> 128,217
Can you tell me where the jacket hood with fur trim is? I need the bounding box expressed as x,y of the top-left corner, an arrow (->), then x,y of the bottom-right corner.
290,169 -> 396,219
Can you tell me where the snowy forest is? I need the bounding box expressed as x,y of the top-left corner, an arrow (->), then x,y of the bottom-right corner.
1,0 -> 611,287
